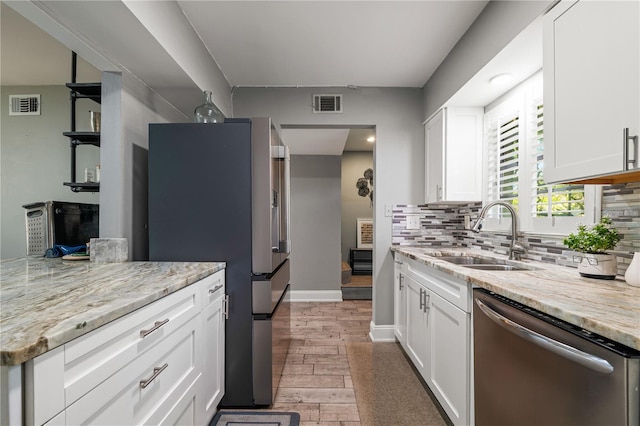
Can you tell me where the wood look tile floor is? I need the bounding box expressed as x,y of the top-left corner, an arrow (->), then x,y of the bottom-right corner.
272,301 -> 372,426
229,300 -> 371,425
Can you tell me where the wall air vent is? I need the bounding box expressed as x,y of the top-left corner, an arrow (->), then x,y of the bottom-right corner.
312,94 -> 342,113
9,94 -> 41,116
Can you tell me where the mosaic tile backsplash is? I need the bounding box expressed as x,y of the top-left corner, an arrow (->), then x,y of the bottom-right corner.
392,183 -> 640,276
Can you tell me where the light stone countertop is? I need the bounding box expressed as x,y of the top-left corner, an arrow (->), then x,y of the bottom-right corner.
391,246 -> 640,351
0,257 -> 225,366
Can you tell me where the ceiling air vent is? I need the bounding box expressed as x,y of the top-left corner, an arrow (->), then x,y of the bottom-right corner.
312,94 -> 342,113
9,94 -> 41,116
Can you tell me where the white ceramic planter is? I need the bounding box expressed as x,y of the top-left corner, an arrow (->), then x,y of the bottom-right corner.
624,252 -> 640,287
576,253 -> 617,279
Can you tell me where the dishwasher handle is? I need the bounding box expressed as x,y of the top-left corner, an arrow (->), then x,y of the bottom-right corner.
475,298 -> 614,374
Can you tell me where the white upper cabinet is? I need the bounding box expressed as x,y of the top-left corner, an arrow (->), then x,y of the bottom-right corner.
543,0 -> 640,183
425,107 -> 483,202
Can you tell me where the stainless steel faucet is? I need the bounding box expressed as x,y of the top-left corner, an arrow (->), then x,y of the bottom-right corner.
471,200 -> 526,260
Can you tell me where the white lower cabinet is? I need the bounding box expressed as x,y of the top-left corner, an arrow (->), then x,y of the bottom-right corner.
427,290 -> 469,426
395,256 -> 471,426
65,316 -> 200,425
199,272 -> 226,425
25,269 -> 226,426
393,255 -> 407,347
405,275 -> 429,374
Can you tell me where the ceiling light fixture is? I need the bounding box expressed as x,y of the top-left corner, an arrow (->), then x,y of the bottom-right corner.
367,136 -> 375,143
489,73 -> 514,86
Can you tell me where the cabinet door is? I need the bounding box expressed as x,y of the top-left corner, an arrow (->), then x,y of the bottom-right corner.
65,317 -> 199,426
404,276 -> 429,379
444,107 -> 483,201
544,0 -> 640,183
425,109 -> 445,202
426,291 -> 470,426
393,261 -> 407,347
199,290 -> 225,424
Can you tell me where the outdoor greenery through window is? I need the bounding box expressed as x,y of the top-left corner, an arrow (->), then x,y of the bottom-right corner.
483,71 -> 596,234
530,102 -> 586,218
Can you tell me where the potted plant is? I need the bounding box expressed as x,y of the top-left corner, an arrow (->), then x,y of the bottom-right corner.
563,217 -> 621,279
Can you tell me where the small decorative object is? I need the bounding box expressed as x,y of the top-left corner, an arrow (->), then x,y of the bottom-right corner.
84,167 -> 94,183
357,218 -> 373,248
356,168 -> 374,205
624,252 -> 640,287
89,110 -> 101,132
564,217 -> 621,279
194,90 -> 224,123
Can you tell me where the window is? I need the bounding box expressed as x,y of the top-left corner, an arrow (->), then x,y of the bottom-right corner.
482,72 -> 597,234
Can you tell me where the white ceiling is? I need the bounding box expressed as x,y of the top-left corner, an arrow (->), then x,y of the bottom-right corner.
2,1 -> 488,89
177,1 -> 488,88
1,1 -> 544,155
282,127 -> 375,155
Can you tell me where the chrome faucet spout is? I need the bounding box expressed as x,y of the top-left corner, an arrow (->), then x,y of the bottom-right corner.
471,201 -> 526,260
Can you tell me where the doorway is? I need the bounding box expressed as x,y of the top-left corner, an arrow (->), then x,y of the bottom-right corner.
280,126 -> 375,301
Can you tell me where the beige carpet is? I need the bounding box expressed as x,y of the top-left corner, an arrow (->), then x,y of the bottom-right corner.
346,342 -> 450,426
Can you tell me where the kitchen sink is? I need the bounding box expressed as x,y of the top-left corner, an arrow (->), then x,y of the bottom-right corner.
436,256 -> 508,265
435,255 -> 539,271
462,264 -> 530,271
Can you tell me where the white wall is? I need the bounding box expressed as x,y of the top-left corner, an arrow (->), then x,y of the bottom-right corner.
290,155 -> 342,292
234,86 -> 424,327
99,70 -> 188,260
0,85 -> 100,259
341,151 -> 373,262
423,0 -> 552,119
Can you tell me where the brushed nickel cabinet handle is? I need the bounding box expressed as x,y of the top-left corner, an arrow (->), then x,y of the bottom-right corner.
399,274 -> 404,290
209,284 -> 224,294
419,288 -> 425,310
624,127 -> 638,170
423,293 -> 430,313
139,363 -> 168,389
140,318 -> 169,338
224,294 -> 230,320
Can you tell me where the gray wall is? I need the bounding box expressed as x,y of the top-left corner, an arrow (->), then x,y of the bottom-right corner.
234,87 -> 424,327
0,85 -> 100,259
423,0 -> 553,119
290,155 -> 342,292
99,70 -> 188,260
341,151 -> 373,262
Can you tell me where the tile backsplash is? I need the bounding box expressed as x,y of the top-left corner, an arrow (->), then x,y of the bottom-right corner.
392,183 -> 640,276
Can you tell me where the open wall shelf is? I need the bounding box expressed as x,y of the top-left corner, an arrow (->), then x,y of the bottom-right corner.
64,52 -> 100,192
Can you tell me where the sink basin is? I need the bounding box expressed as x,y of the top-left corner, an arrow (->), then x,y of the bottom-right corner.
437,256 -> 507,265
462,264 -> 529,271
435,255 -> 539,271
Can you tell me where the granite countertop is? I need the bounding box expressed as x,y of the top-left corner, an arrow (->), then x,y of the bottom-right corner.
0,257 -> 225,366
391,246 -> 640,351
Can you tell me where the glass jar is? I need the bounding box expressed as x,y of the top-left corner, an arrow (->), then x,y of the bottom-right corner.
194,90 -> 224,123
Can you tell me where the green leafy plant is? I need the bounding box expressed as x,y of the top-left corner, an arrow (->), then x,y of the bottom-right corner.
563,217 -> 620,254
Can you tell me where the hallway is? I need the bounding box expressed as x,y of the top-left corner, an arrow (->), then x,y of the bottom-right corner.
249,300 -> 449,425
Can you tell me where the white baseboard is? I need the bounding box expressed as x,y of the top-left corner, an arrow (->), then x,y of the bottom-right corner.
289,290 -> 343,302
368,321 -> 396,342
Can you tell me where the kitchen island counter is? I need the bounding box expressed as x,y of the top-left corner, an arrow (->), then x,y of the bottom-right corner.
0,257 -> 225,366
391,246 -> 640,351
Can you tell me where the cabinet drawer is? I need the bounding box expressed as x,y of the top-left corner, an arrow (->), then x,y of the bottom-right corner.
63,283 -> 200,406
201,270 -> 225,309
65,315 -> 200,425
405,258 -> 469,312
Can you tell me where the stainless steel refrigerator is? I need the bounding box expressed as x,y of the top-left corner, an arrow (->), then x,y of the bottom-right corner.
148,117 -> 291,407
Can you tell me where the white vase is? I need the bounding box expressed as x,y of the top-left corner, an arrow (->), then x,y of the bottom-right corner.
576,253 -> 617,280
624,252 -> 640,287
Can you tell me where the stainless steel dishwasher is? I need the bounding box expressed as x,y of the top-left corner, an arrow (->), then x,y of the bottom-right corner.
473,288 -> 640,426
